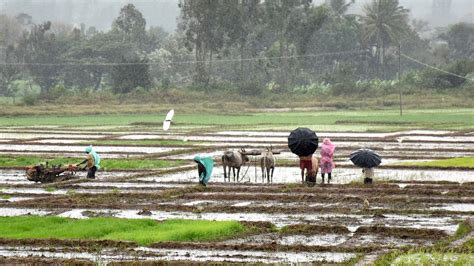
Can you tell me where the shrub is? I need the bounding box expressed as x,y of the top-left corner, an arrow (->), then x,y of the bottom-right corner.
47,84 -> 68,101
22,91 -> 38,106
239,79 -> 264,96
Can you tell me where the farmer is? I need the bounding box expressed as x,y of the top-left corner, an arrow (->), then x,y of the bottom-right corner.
305,155 -> 319,186
194,155 -> 214,186
362,167 -> 374,184
320,138 -> 335,184
299,155 -> 312,183
300,154 -> 318,184
78,145 -> 100,179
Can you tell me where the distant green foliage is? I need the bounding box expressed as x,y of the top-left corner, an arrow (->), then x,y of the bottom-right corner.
0,217 -> 246,246
418,60 -> 474,89
292,82 -> 331,95
1,2 -> 472,100
22,91 -> 38,106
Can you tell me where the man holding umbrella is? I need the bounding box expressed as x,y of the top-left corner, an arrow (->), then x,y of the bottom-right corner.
350,149 -> 382,184
288,128 -> 319,185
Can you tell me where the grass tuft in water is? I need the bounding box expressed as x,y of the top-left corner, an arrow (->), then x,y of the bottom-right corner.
0,194 -> 11,200
44,186 -> 56,192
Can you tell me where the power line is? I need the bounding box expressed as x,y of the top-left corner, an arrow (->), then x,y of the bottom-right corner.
0,50 -> 365,66
401,53 -> 474,81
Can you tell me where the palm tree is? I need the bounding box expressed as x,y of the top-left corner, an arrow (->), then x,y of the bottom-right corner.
329,0 -> 354,16
361,0 -> 409,78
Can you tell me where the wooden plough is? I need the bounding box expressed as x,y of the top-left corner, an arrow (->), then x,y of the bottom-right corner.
26,162 -> 79,183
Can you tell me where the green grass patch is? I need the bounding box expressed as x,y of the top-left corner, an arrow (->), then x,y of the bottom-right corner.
374,220 -> 473,265
0,194 -> 11,200
44,186 -> 56,192
392,252 -> 474,265
0,156 -> 184,170
462,238 -> 474,252
400,157 -> 474,168
0,108 -> 472,131
0,217 -> 246,246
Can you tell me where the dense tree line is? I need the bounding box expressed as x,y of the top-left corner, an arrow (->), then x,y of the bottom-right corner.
0,0 -> 472,101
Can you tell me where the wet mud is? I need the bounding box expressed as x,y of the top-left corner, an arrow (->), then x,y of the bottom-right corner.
0,128 -> 473,264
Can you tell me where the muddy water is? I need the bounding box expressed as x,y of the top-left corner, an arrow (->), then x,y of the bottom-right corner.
0,187 -> 153,195
120,134 -> 287,143
0,208 -> 50,216
137,247 -> 356,264
399,136 -> 474,142
0,133 -> 107,140
429,204 -> 474,212
0,144 -> 184,154
49,208 -> 467,233
138,167 -> 474,184
0,151 -> 137,159
0,188 -> 70,195
28,139 -> 85,144
0,197 -> 34,203
225,232 -> 431,248
0,171 -> 33,185
344,234 -> 434,247
212,130 -> 453,138
276,234 -> 349,246
0,246 -> 356,264
167,149 -> 474,161
119,135 -> 472,151
77,182 -> 188,189
225,233 -> 349,246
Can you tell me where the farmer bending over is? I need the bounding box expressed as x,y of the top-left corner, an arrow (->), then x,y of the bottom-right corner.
78,145 -> 101,179
194,155 -> 214,187
300,154 -> 318,184
305,156 -> 319,186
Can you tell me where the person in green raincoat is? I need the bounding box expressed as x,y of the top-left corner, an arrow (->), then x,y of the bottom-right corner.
194,155 -> 213,186
78,145 -> 101,179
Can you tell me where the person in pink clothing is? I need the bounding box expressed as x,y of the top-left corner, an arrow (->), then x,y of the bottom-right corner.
320,138 -> 335,184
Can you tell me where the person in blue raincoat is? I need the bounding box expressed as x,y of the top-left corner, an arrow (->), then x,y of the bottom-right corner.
78,145 -> 101,179
194,155 -> 213,186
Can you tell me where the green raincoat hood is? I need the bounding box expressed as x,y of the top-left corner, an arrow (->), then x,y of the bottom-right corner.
194,155 -> 213,185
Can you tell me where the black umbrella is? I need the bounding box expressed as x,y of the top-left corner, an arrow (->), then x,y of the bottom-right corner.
350,149 -> 382,168
288,128 -> 318,157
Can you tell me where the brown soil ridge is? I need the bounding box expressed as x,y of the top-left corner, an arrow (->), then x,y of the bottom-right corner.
5,199 -> 474,217
354,226 -> 448,240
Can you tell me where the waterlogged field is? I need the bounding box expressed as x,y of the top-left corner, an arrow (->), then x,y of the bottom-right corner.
0,109 -> 473,264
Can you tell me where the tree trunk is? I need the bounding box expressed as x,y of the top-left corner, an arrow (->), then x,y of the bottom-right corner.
94,72 -> 103,90
240,40 -> 244,82
208,49 -> 213,87
279,31 -> 288,90
381,41 -> 385,80
240,0 -> 245,82
194,38 -> 207,85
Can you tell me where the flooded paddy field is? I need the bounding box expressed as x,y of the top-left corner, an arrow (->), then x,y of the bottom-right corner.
0,127 -> 472,264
